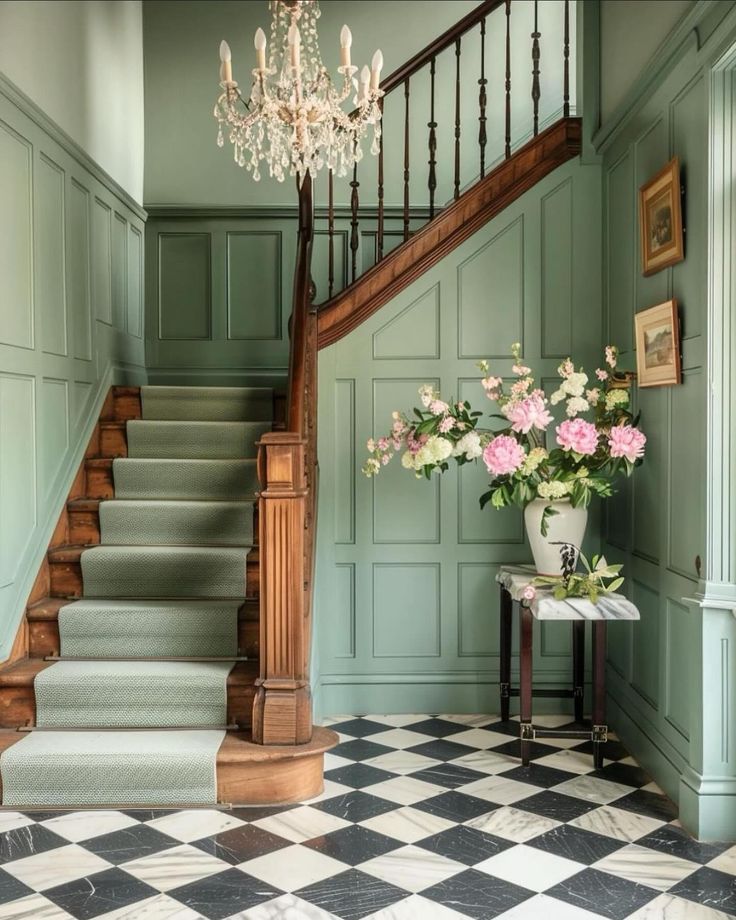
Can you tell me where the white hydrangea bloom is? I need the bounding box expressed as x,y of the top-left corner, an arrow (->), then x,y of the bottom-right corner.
538,480 -> 571,499
566,396 -> 590,417
452,431 -> 482,460
605,389 -> 629,410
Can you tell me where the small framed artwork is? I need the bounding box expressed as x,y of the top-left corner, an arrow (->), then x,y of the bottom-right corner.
634,299 -> 681,387
639,157 -> 684,276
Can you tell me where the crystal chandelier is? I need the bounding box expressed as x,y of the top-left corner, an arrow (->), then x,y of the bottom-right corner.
214,0 -> 384,182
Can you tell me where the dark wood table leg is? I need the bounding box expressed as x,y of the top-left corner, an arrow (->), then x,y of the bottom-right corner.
519,604 -> 533,766
572,620 -> 585,723
499,586 -> 512,721
592,621 -> 607,768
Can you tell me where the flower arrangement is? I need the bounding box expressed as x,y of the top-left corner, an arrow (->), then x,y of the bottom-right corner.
363,343 -> 646,536
532,547 -> 625,604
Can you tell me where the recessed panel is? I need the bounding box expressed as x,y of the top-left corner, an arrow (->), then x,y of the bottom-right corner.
0,121 -> 33,349
37,155 -> 67,356
665,598 -> 691,739
458,217 -> 523,359
112,213 -> 127,330
333,564 -> 355,658
0,374 -> 36,586
631,579 -> 659,709
158,233 -> 211,340
669,371 -> 704,578
127,225 -> 143,338
40,378 -> 69,497
373,284 -> 440,360
334,379 -> 355,544
227,232 -> 281,340
457,563 -> 498,657
541,178 -> 573,357
372,378 -> 440,544
540,621 -> 572,658
69,180 -> 91,360
74,380 -> 92,423
373,563 -> 440,657
606,151 -> 634,352
633,386 -> 664,563
92,198 -> 112,324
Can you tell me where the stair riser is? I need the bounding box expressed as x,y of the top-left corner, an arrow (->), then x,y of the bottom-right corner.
112,388 -> 142,421
68,509 -> 100,545
100,425 -> 128,458
84,461 -> 114,499
0,680 -> 255,730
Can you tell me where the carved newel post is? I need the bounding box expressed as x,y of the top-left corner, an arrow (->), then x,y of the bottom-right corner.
252,431 -> 313,745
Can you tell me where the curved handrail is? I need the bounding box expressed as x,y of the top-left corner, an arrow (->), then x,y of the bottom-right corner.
287,172 -> 314,434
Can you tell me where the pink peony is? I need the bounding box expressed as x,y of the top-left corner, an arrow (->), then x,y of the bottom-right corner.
483,436 -> 525,476
505,394 -> 553,434
608,424 -> 646,462
439,416 -> 456,433
556,418 -> 599,455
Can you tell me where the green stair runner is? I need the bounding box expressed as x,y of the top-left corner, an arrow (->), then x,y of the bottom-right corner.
1,386 -> 271,806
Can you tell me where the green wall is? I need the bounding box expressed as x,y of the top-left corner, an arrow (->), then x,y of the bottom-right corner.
0,75 -> 146,660
315,156 -> 603,715
596,0 -> 736,839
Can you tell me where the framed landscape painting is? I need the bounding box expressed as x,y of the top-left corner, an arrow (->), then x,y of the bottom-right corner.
639,157 -> 684,276
634,299 -> 681,387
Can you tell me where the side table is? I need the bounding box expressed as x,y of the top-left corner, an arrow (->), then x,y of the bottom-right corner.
496,564 -> 640,768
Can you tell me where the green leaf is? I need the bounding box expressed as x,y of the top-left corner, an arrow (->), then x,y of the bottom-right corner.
540,505 -> 559,538
607,577 -> 624,593
553,585 -> 567,600
491,489 -> 506,509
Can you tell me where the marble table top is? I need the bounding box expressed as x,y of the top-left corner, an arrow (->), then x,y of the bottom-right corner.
496,564 -> 640,621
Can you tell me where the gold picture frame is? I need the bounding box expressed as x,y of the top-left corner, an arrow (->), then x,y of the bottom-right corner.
634,299 -> 681,387
638,157 -> 684,276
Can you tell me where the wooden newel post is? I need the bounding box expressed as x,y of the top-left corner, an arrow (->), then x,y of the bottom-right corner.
252,431 -> 313,745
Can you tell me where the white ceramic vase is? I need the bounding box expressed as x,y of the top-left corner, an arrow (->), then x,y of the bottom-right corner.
524,498 -> 588,576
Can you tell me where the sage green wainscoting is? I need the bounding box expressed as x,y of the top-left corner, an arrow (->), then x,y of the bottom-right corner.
314,157 -> 602,716
596,0 -> 736,839
0,76 -> 146,660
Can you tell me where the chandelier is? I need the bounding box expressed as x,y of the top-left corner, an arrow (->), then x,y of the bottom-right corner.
214,0 -> 384,182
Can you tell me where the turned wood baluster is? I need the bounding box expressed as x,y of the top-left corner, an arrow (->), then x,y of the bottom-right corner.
454,37 -> 462,199
403,78 -> 410,242
327,169 -> 335,299
428,57 -> 437,220
505,0 -> 511,159
531,0 -> 540,136
478,19 -> 488,179
563,0 -> 570,117
350,159 -> 360,283
377,97 -> 385,262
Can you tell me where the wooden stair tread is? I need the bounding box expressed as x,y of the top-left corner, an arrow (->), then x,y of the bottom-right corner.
112,386 -> 141,397
28,596 -> 259,622
85,459 -> 113,469
218,727 -> 338,764
0,659 -> 51,685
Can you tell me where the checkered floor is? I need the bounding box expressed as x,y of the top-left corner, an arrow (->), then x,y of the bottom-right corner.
0,715 -> 734,920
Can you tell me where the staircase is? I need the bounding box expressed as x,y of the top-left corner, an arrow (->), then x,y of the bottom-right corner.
0,386 -> 334,806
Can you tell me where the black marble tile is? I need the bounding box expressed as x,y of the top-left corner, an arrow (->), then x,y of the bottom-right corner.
637,823 -> 732,865
0,866 -> 33,904
44,867 -> 158,920
404,718 -> 471,738
0,823 -> 68,864
613,789 -> 679,822
295,868 -> 408,920
81,823 -> 179,865
423,867 -> 534,919
168,868 -> 283,919
303,825 -> 400,866
405,739 -> 475,762
590,762 -> 651,788
192,824 -> 291,864
411,763 -> 489,789
496,763 -> 578,788
313,790 -> 397,823
413,790 -> 498,823
572,739 -> 631,761
515,790 -> 599,822
417,825 -> 514,866
478,719 -> 521,737
670,866 -> 736,916
20,811 -> 64,822
332,718 -> 394,738
528,824 -> 626,865
546,868 -> 658,920
325,763 -> 397,789
231,803 -> 298,822
331,739 -> 394,762
487,738 -> 562,761
120,809 -> 178,822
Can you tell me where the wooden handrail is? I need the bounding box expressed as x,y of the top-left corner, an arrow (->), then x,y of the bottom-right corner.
286,173 -> 314,435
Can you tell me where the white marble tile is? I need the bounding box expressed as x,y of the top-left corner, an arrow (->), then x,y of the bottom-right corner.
619,756 -> 639,766
0,893 -> 74,920
475,842 -> 583,891
95,894 -> 203,919
626,893 -> 733,920
707,845 -> 736,876
319,715 -> 351,726
363,775 -> 447,806
533,749 -> 600,775
359,806 -> 454,844
569,805 -> 664,842
323,753 -> 353,771
465,806 -> 560,843
437,714 -> 497,728
0,813 -> 34,835
443,728 -> 511,749
641,780 -> 666,796
593,843 -> 699,891
240,844 -> 346,891
366,729 -> 436,750
360,844 -> 465,893
529,714 -> 575,729
252,805 -> 351,843
120,843 -> 229,892
302,780 -> 354,804
494,892 -> 604,920
460,775 -> 539,806
364,714 -> 429,728
451,750 -> 518,775
2,844 -> 111,891
363,751 -> 441,775
235,893 -> 341,919
40,810 -> 138,843
550,775 -> 633,805
365,893 -> 464,919
146,809 -> 245,843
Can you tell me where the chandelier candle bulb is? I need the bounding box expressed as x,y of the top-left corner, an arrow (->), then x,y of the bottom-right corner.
359,65 -> 370,103
371,49 -> 383,91
288,24 -> 301,67
254,27 -> 267,71
219,39 -> 233,84
340,25 -> 352,68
